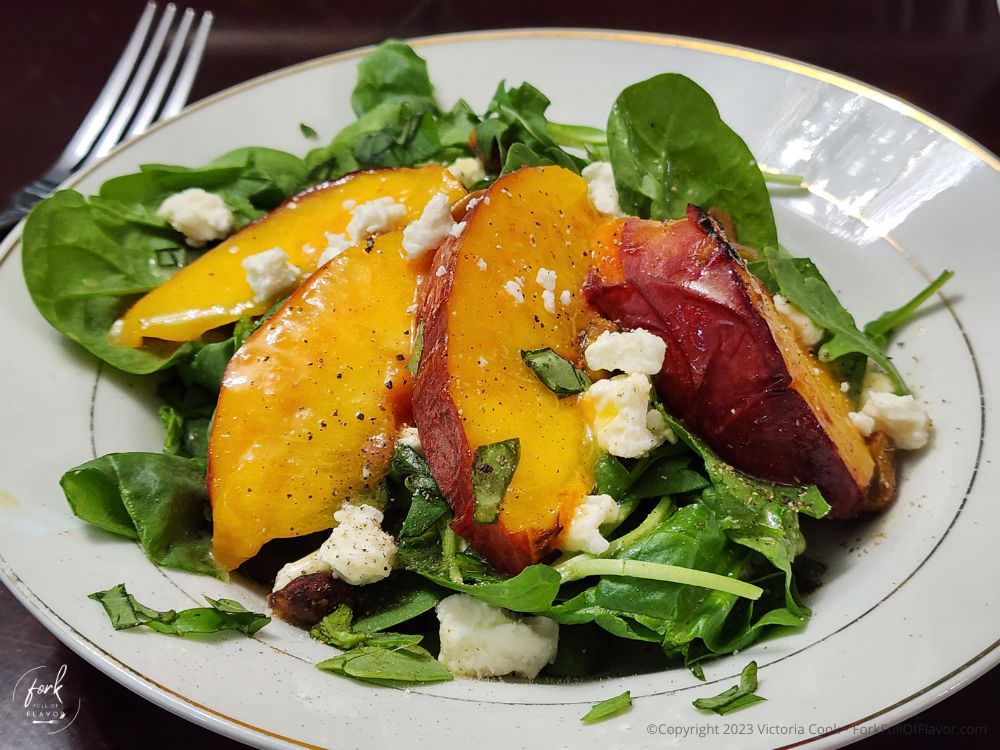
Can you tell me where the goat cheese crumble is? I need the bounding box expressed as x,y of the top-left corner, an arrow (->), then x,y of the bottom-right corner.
446,157 -> 487,187
848,370 -> 931,449
773,294 -> 824,348
584,328 -> 666,375
397,426 -> 423,454
157,188 -> 234,247
401,193 -> 456,259
503,278 -> 525,304
561,494 -> 620,554
582,373 -> 667,458
241,248 -> 301,303
318,232 -> 353,266
346,197 -> 407,242
581,161 -> 623,217
436,594 -> 558,679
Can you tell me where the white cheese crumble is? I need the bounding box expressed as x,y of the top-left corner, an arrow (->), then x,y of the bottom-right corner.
401,193 -> 456,259
848,370 -> 931,449
840,381 -> 851,393
346,197 -> 407,242
535,267 -> 557,291
449,221 -> 466,237
318,232 -> 353,266
272,550 -> 330,593
559,289 -> 572,306
582,374 -> 666,458
435,265 -> 447,277
157,188 -> 234,247
241,248 -> 301,304
476,257 -> 488,271
446,157 -> 487,187
317,503 -> 397,585
773,294 -> 824,348
342,199 -> 357,210
584,329 -> 666,375
397,426 -> 423,454
503,278 -> 525,304
436,594 -> 558,679
581,161 -> 623,217
561,494 -> 620,554
541,289 -> 556,314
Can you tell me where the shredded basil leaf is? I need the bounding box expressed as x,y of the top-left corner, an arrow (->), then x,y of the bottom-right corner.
520,348 -> 591,396
316,645 -> 453,686
693,661 -> 766,715
471,438 -> 521,523
581,690 -> 633,724
407,322 -> 424,375
299,122 -> 318,139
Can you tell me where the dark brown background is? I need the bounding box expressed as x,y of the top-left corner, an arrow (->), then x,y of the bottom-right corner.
2,1 -> 998,748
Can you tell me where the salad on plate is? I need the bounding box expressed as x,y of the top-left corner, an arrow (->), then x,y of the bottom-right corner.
21,40 -> 951,710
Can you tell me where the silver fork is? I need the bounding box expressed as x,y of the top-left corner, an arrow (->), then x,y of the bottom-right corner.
0,2 -> 213,236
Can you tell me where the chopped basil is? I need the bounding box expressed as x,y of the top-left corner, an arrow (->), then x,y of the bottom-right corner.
407,322 -> 424,374
89,584 -> 269,637
310,606 -> 422,650
520,348 -> 591,397
472,438 -> 521,523
299,122 -> 319,139
581,690 -> 633,723
316,645 -> 453,686
692,661 -> 766,715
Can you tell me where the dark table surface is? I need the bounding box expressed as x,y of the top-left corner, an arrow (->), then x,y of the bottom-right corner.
2,1 -> 998,748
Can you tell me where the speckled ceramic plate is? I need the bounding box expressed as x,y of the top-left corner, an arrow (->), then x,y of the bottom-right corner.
1,29 -> 996,750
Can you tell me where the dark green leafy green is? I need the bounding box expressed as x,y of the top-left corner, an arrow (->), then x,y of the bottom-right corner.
316,645 -> 453,687
692,661 -> 766,715
425,564 -> 562,613
628,456 -> 709,499
89,584 -> 269,636
159,406 -> 185,455
299,122 -> 318,139
61,453 -> 222,577
471,438 -> 521,523
594,454 -> 631,499
407,322 -> 424,375
351,40 -> 437,117
581,691 -> 633,724
864,269 -> 954,349
351,575 -> 441,633
520,348 -> 591,396
309,606 -> 422,650
606,73 -> 777,252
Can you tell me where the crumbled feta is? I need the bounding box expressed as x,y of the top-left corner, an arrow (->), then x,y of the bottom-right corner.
773,294 -> 823,348
541,289 -> 556,314
581,161 -> 623,217
503,278 -> 525,304
272,550 -> 330,593
535,268 -> 557,291
584,329 -> 666,375
346,197 -> 407,242
561,494 -> 620,554
858,392 -> 931,449
449,221 -> 466,238
401,193 -> 456,259
559,289 -> 572,306
318,232 -> 353,266
582,374 -> 665,458
848,411 -> 876,436
157,188 -> 234,247
317,503 -> 397,585
436,594 -> 558,679
398,426 -> 423,454
435,265 -> 447,277
446,157 -> 487,187
645,407 -> 675,443
241,248 -> 301,303
476,257 -> 488,271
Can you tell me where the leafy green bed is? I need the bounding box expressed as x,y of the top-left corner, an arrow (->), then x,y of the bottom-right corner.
24,41 -> 948,695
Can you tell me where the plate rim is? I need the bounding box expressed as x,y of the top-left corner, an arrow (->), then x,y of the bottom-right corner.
1,26 -> 997,750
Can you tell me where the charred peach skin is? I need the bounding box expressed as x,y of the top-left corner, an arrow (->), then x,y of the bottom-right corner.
210,228 -> 435,570
414,166 -> 603,574
584,208 -> 877,518
116,166 -> 465,347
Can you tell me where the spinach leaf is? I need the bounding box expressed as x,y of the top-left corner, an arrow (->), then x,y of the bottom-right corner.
606,73 -> 777,252
628,455 -> 709,499
351,574 -> 441,633
581,691 -> 633,724
864,269 -> 954,349
594,454 -> 631,499
351,39 -> 437,117
693,661 -> 766,715
759,247 -> 910,393
317,645 -> 453,687
423,564 -> 562,613
474,81 -> 584,174
159,405 -> 185,455
472,438 -> 520,523
61,453 -> 222,578
89,584 -> 269,636
520,348 -> 591,396
309,606 -> 422,650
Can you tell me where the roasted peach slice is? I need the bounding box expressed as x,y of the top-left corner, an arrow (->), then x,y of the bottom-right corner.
414,166 -> 603,574
584,207 -> 879,518
210,228 -> 435,570
116,166 -> 464,346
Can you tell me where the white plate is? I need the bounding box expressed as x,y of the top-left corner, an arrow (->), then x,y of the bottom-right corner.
1,29 -> 997,750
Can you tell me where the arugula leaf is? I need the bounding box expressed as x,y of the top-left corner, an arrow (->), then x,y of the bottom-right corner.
474,81 -> 584,174
317,645 -> 453,686
693,661 -> 766,715
299,122 -> 318,139
520,348 -> 591,396
89,584 -> 268,636
581,691 -> 633,724
864,269 -> 954,349
606,73 -> 777,252
61,453 -> 222,578
472,438 -> 520,523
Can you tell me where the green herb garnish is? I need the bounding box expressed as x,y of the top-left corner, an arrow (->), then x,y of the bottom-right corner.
693,661 -> 766,715
581,690 -> 633,723
520,348 -> 591,396
471,438 -> 520,523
